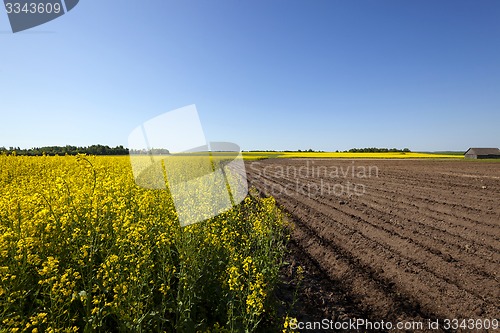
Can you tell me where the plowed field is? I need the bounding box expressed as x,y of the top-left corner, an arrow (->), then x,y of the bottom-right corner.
246,159 -> 499,331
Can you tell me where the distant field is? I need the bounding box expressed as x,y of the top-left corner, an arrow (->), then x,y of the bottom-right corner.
242,151 -> 464,160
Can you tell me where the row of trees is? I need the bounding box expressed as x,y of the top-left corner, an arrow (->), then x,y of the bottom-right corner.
1,146 -> 412,156
246,148 -> 411,153
347,147 -> 411,153
0,145 -> 129,156
129,148 -> 170,155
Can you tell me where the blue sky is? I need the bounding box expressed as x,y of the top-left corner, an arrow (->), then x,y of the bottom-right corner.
1,0 -> 499,151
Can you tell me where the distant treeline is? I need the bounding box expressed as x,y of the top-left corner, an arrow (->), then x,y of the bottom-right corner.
129,148 -> 170,155
246,148 -> 412,153
0,145 -> 129,156
347,147 -> 411,153
2,146 -> 412,156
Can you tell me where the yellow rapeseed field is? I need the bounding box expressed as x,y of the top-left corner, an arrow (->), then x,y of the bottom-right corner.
243,151 -> 463,160
0,155 -> 289,332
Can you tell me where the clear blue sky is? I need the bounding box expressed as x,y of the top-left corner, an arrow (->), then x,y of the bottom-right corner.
1,0 -> 499,151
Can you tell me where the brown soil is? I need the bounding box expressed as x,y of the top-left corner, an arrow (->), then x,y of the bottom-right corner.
247,159 -> 500,332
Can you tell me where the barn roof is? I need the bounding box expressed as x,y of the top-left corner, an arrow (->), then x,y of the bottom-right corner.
464,148 -> 500,155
